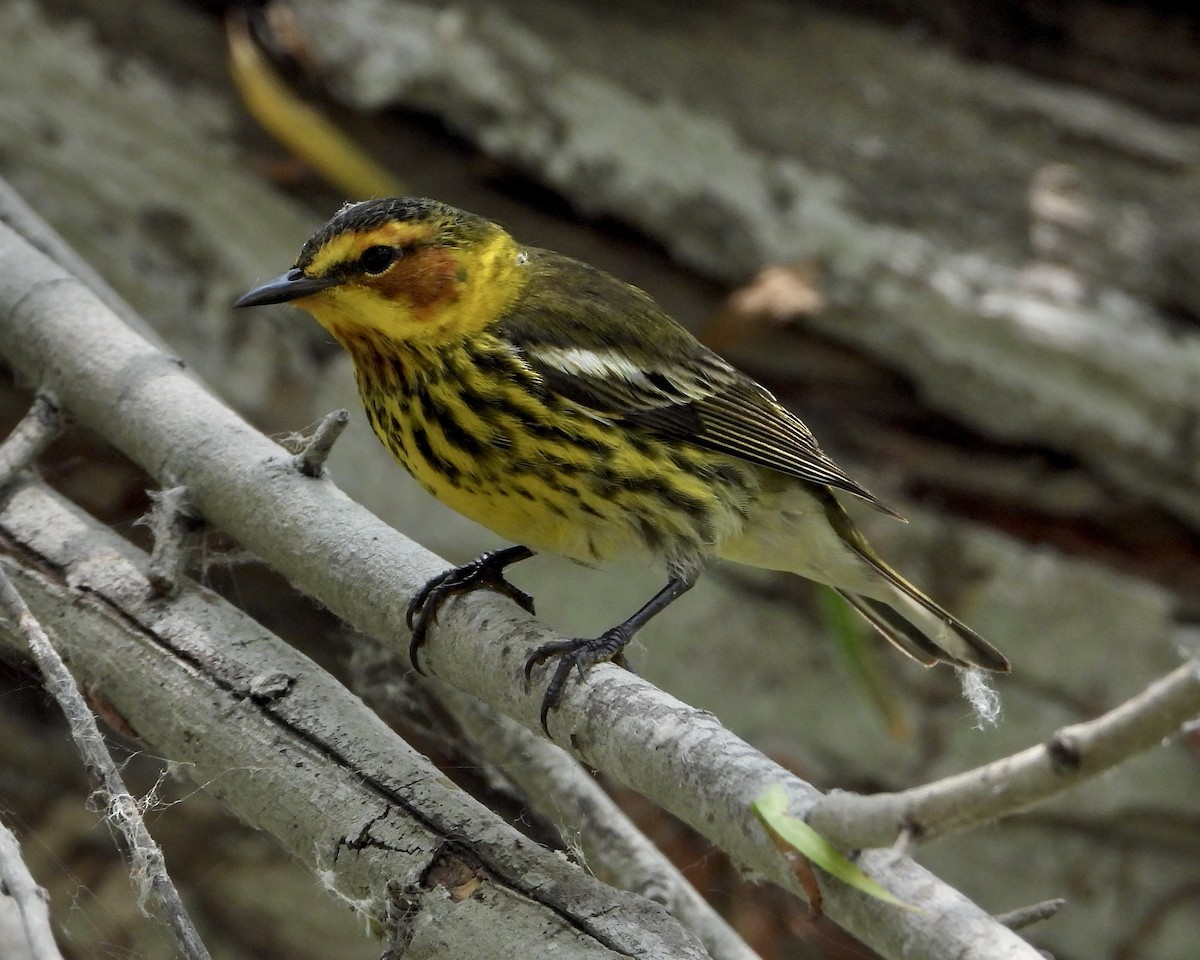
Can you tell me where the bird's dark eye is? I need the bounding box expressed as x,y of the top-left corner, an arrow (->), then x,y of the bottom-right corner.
359,245 -> 399,274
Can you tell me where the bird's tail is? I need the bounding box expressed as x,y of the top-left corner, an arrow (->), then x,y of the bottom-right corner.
835,573 -> 1009,672
823,497 -> 1010,673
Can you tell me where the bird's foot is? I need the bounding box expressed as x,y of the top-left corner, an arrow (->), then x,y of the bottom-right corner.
407,545 -> 535,670
524,629 -> 632,734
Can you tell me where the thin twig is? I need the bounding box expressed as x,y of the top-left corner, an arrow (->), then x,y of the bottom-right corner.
0,570 -> 212,960
144,485 -> 201,598
807,656 -> 1200,848
293,409 -> 350,477
995,898 -> 1066,931
0,818 -> 65,960
0,392 -> 65,487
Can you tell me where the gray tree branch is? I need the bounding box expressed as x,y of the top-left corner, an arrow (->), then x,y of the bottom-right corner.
808,656 -> 1200,848
432,683 -> 761,960
0,474 -> 707,960
0,391 -> 63,485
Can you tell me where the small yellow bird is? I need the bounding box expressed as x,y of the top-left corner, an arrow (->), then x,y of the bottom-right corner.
237,197 -> 1009,729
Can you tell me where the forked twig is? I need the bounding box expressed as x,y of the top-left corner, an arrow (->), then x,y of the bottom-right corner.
0,569 -> 212,960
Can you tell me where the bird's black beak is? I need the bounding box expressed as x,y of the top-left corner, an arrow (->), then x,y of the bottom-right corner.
234,268 -> 339,308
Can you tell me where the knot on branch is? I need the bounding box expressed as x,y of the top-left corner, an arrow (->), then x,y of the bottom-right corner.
1046,732 -> 1083,773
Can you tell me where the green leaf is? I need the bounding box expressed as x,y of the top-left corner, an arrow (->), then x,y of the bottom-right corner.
752,785 -> 919,911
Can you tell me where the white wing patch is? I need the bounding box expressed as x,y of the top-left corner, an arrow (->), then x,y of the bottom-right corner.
528,344 -> 720,404
531,345 -> 647,381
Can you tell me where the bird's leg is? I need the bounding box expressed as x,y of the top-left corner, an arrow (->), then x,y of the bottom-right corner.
408,545 -> 536,669
525,574 -> 695,733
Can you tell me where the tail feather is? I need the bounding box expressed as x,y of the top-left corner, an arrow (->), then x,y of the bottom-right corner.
730,485 -> 1012,673
842,557 -> 1010,673
836,590 -> 955,667
818,490 -> 1011,673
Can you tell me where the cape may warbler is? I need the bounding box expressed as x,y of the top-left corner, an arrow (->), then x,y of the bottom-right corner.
237,197 -> 1009,729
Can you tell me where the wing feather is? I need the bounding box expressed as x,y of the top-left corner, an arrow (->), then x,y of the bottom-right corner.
499,249 -> 893,512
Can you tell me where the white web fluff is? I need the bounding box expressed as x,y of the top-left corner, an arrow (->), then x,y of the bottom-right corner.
958,667 -> 1002,729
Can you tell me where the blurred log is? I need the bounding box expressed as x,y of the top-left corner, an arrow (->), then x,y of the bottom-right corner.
287,0 -> 1200,534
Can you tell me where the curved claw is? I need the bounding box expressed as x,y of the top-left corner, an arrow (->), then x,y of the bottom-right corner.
524,629 -> 632,734
406,575 -> 440,632
522,575 -> 693,733
406,601 -> 434,672
406,546 -> 535,671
